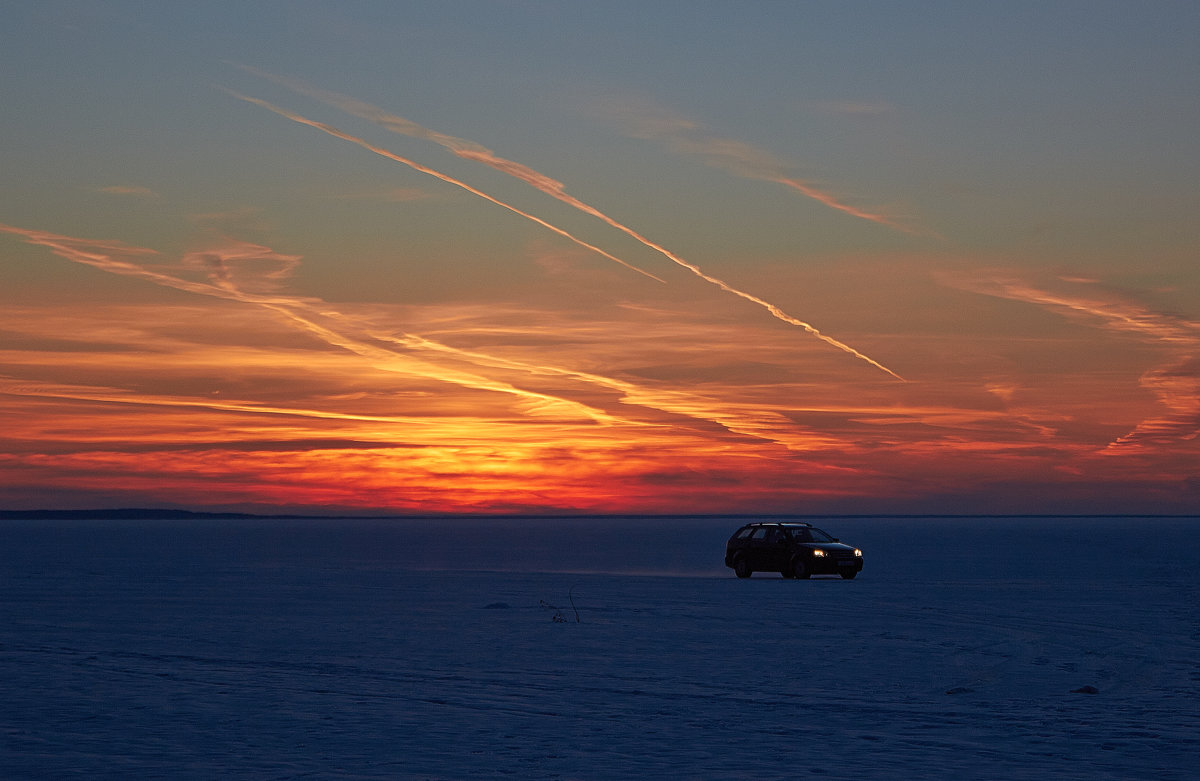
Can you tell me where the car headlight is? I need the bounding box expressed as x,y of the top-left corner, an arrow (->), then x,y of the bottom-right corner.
811,549 -> 826,557
854,549 -> 863,557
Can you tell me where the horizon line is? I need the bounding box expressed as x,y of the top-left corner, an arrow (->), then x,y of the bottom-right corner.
0,509 -> 1195,521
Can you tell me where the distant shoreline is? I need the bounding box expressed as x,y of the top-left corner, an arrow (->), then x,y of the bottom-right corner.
0,508 -> 1195,521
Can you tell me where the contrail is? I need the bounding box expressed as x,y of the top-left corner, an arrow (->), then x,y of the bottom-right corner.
220,89 -> 664,285
770,175 -> 925,236
230,71 -> 903,380
0,376 -> 446,426
236,66 -> 924,236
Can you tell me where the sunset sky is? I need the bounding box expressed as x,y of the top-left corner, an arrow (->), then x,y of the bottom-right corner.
2,2 -> 1198,514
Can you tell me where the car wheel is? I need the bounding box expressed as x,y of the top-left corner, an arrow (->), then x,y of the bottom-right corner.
733,555 -> 752,579
789,557 -> 810,579
840,571 -> 857,580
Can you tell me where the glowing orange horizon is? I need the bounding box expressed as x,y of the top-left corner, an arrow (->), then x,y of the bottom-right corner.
2,221 -> 1193,515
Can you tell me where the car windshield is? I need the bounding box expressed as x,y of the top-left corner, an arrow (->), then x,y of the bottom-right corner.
796,526 -> 836,543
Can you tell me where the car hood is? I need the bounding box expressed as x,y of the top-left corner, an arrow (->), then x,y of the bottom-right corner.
799,542 -> 857,553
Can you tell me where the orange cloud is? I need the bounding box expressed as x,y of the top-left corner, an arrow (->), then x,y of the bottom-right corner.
1103,358 -> 1200,453
938,270 -> 1200,453
2,223 -> 900,460
96,185 -> 160,198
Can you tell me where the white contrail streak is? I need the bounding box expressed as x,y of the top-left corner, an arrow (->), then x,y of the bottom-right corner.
221,89 -> 665,285
237,66 -> 925,236
230,71 -> 904,380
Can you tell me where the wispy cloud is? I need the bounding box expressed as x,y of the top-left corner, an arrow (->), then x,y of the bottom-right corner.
1103,358 -> 1200,453
189,207 -> 272,236
96,185 -> 160,198
940,270 -> 1200,451
0,222 -> 626,425
587,94 -> 931,237
229,69 -> 903,380
939,272 -> 1200,345
180,239 -> 301,294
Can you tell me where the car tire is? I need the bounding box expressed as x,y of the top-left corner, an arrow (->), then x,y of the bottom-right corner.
789,557 -> 810,579
733,555 -> 752,579
840,571 -> 857,580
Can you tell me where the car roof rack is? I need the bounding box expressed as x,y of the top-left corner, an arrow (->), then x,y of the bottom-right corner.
745,521 -> 812,527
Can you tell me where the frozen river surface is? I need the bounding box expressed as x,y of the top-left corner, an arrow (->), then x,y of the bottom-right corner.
1,515 -> 1197,779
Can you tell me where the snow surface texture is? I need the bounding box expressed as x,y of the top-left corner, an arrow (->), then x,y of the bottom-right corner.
1,516 -> 1197,780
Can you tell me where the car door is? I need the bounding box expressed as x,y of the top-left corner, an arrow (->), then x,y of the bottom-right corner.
761,527 -> 789,571
745,527 -> 771,569
747,527 -> 787,572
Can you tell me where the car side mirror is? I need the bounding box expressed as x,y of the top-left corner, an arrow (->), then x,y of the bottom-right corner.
833,538 -> 840,542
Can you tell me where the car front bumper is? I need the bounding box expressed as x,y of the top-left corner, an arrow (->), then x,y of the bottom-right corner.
810,556 -> 863,575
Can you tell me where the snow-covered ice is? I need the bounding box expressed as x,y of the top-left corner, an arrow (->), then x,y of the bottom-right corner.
1,515 -> 1197,779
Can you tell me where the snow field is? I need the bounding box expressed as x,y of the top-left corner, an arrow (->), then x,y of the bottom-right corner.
1,516 -> 1196,779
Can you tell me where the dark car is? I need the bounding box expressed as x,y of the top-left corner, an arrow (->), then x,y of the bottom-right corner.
725,521 -> 863,579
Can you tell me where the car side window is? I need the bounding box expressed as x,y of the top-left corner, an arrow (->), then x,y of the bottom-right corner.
790,528 -> 812,542
750,528 -> 768,540
735,528 -> 754,539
